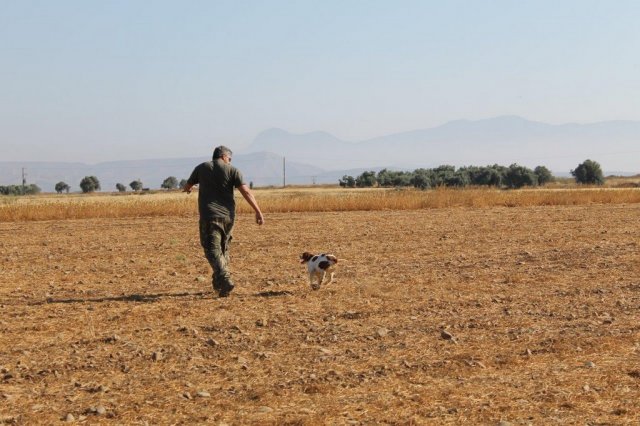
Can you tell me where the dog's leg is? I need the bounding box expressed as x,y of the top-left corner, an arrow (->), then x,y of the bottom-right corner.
310,272 -> 320,290
326,272 -> 334,284
311,272 -> 323,290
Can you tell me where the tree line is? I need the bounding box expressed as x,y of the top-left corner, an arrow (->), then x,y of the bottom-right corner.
0,159 -> 607,195
0,184 -> 42,196
339,160 -> 605,189
0,176 -> 189,195
65,176 -> 190,193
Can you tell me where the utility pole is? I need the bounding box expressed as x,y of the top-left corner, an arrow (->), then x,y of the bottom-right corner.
283,157 -> 286,188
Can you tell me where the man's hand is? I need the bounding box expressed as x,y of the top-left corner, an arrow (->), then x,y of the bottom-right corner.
183,183 -> 194,194
239,184 -> 264,226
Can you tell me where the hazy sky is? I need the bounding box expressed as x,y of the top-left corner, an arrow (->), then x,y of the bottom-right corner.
2,0 -> 640,163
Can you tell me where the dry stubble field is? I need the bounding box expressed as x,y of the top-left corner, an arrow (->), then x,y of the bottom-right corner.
1,202 -> 639,424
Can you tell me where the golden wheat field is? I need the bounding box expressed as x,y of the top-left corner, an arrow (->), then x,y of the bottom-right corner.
2,186 -> 640,222
1,188 -> 639,424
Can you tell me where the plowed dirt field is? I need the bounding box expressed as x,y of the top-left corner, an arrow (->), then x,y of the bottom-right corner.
1,205 -> 639,424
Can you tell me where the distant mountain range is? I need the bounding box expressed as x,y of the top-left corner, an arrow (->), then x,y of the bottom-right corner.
241,115 -> 640,173
2,116 -> 639,192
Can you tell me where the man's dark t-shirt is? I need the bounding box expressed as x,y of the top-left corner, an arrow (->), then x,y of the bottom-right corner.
187,159 -> 244,221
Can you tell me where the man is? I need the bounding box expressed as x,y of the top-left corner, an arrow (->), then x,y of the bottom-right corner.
184,146 -> 264,297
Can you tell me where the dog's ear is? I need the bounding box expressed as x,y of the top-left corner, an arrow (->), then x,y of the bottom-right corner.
300,252 -> 312,263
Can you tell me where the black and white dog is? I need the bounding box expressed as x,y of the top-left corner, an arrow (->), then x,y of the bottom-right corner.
300,252 -> 338,290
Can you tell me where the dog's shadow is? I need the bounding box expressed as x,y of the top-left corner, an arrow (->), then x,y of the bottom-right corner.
255,290 -> 294,298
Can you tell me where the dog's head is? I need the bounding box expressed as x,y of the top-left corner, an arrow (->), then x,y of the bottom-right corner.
300,252 -> 338,266
323,254 -> 338,265
318,254 -> 338,270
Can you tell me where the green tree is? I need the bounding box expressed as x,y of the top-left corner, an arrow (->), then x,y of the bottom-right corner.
376,169 -> 392,186
130,180 -> 143,191
0,185 -> 25,195
179,179 -> 189,190
459,166 -> 481,185
4,184 -> 42,195
445,170 -> 470,187
80,176 -> 100,193
571,159 -> 604,185
534,166 -> 555,186
161,176 -> 179,190
116,183 -> 127,192
55,181 -> 70,194
431,165 -> 456,187
355,171 -> 377,187
503,164 -> 538,189
339,175 -> 356,188
411,169 -> 433,190
470,166 -> 504,187
377,169 -> 413,187
390,172 -> 412,187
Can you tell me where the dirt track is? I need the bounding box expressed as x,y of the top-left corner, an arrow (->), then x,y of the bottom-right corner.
1,205 -> 639,424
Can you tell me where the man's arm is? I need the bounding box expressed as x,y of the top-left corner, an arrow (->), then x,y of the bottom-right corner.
183,182 -> 195,194
184,165 -> 200,194
238,184 -> 264,225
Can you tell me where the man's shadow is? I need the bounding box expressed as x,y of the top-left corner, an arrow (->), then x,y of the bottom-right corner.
34,291 -> 210,305
26,289 -> 294,306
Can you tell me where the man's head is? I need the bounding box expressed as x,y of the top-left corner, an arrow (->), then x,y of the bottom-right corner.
213,146 -> 233,163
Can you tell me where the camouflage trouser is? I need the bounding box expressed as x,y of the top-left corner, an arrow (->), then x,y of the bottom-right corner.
199,219 -> 234,291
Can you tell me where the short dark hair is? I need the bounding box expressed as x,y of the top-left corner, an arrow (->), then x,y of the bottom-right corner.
213,145 -> 232,160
